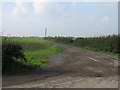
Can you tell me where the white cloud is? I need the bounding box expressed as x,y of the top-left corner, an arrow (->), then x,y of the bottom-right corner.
11,0 -> 48,16
32,1 -> 67,15
11,0 -> 27,16
11,0 -> 67,16
100,16 -> 109,23
32,0 -> 48,15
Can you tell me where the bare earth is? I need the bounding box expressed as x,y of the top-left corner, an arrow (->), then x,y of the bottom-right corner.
3,43 -> 118,88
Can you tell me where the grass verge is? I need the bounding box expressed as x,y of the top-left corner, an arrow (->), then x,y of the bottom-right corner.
72,44 -> 119,58
25,44 -> 62,69
3,38 -> 62,75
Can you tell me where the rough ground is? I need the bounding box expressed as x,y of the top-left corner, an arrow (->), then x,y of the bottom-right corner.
2,43 -> 118,88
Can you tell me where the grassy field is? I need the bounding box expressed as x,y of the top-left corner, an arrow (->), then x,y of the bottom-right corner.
2,37 -> 62,75
45,35 -> 120,57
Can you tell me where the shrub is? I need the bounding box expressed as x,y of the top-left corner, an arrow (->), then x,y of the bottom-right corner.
2,37 -> 26,73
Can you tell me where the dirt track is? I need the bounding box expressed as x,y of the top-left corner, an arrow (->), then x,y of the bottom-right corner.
2,43 -> 118,88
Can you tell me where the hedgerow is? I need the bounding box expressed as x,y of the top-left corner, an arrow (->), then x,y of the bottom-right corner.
45,34 -> 120,54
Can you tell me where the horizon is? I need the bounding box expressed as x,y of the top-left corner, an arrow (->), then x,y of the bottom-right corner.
1,33 -> 118,38
1,1 -> 118,37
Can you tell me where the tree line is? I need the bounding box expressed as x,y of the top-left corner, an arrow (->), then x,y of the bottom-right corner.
45,34 -> 120,54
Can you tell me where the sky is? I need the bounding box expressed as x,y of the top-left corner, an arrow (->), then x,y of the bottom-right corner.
0,0 -> 118,37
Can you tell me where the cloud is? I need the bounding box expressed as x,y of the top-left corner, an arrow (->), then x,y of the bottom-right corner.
11,0 -> 67,16
32,1 -> 67,15
32,0 -> 48,15
100,16 -> 109,23
11,0 -> 48,16
11,0 -> 27,16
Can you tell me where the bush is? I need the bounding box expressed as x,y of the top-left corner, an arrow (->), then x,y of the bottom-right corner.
2,37 -> 26,74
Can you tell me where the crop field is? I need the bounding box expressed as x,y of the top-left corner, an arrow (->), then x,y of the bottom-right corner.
2,37 -> 62,75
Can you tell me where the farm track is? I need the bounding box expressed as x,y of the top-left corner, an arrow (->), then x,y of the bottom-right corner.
2,43 -> 118,88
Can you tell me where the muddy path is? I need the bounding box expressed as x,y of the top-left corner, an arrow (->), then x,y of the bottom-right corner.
2,43 -> 118,88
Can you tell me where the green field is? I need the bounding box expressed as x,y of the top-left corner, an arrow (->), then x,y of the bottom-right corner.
45,34 -> 120,57
2,37 -> 62,75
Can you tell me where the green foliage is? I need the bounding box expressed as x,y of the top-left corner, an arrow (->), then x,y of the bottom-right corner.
7,38 -> 47,51
74,35 -> 119,54
25,45 -> 62,69
45,35 -> 120,54
2,37 -> 62,75
2,37 -> 26,74
44,36 -> 74,44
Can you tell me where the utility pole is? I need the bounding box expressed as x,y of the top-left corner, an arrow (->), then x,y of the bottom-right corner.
45,28 -> 47,37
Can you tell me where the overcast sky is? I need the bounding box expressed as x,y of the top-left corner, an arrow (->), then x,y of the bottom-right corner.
1,0 -> 118,37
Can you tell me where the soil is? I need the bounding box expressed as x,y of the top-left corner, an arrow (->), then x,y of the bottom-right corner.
2,43 -> 118,88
